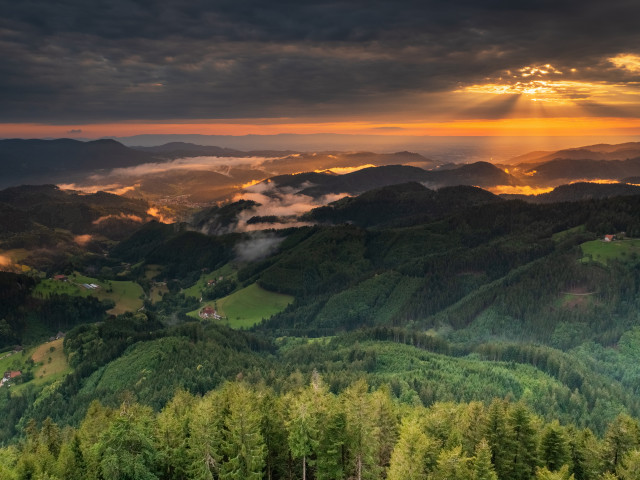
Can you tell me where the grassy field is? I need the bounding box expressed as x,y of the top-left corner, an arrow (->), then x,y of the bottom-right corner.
183,263 -> 236,299
581,238 -> 640,265
30,338 -> 71,385
145,264 -> 163,280
0,350 -> 26,378
33,272 -> 144,315
149,283 -> 169,303
0,338 -> 71,393
188,282 -> 293,329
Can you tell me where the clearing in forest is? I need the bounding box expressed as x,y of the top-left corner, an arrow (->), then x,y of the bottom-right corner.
33,272 -> 144,315
188,282 -> 293,329
581,238 -> 640,265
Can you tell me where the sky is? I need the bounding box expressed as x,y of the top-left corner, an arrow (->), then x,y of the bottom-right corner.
2,0 -> 640,139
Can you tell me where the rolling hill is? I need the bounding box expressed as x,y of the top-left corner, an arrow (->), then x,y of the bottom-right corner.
0,138 -> 160,187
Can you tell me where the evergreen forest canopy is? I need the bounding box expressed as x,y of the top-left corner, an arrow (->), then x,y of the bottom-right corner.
3,377 -> 640,480
5,171 -> 640,479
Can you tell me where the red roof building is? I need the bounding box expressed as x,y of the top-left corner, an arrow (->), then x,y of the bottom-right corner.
200,306 -> 216,319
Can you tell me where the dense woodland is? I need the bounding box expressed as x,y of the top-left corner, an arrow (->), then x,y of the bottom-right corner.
5,181 -> 640,478
3,377 -> 640,480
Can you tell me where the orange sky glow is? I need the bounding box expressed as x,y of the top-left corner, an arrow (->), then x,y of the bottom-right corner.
3,116 -> 640,139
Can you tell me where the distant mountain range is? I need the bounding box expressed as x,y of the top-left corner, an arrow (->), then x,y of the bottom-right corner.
131,142 -> 298,159
503,182 -> 640,203
506,142 -> 640,186
515,157 -> 640,185
4,138 -> 640,204
0,139 -> 158,187
263,162 -> 515,198
510,142 -> 640,166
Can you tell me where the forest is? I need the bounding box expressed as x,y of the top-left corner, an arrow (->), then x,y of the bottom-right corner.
2,376 -> 640,480
5,182 -> 640,479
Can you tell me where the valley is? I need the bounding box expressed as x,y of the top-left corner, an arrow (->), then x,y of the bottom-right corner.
3,139 -> 640,479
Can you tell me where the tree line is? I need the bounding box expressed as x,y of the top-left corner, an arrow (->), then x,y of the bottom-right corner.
3,377 -> 640,480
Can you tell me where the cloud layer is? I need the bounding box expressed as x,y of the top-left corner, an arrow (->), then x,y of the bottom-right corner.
2,0 -> 640,123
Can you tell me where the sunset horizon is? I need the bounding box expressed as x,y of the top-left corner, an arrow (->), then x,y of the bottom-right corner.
2,0 -> 640,148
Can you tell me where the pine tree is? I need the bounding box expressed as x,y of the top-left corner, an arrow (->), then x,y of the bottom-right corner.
387,415 -> 437,480
484,399 -> 512,479
535,464 -> 575,480
463,402 -> 488,456
432,445 -> 472,480
342,379 -> 380,480
617,449 -> 640,480
316,404 -> 346,480
472,438 -> 498,480
567,427 -> 601,480
188,390 -> 226,480
602,414 -> 640,473
77,400 -> 116,480
97,401 -> 158,480
508,403 -> 540,480
260,391 -> 289,480
541,421 -> 570,472
371,386 -> 399,474
287,389 -> 319,480
56,433 -> 86,480
219,383 -> 266,480
156,389 -> 195,480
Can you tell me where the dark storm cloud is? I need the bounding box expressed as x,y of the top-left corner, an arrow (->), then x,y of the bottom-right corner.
1,0 -> 639,122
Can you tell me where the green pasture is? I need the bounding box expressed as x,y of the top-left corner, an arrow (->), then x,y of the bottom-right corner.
149,283 -> 169,303
144,264 -> 163,280
580,238 -> 640,265
0,338 -> 71,394
33,272 -> 144,315
188,282 -> 293,329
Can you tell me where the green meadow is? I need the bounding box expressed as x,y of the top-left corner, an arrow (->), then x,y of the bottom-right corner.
0,338 -> 71,394
188,282 -> 293,329
33,272 -> 144,315
581,238 -> 640,265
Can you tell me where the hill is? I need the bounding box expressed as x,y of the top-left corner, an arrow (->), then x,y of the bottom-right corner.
0,138 -> 160,187
263,162 -> 517,199
510,141 -> 640,165
131,142 -> 249,158
0,184 -> 155,273
261,151 -> 437,175
503,182 -> 640,203
519,157 -> 640,184
7,176 -> 640,466
307,182 -> 501,228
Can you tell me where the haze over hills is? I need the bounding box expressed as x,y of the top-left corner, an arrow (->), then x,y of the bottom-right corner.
112,133 -> 640,161
263,162 -> 515,199
510,142 -> 640,166
0,138 -> 159,188
4,137 -> 640,202
503,182 -> 640,203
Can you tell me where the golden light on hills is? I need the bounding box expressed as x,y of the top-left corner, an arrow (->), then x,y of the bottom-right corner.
487,185 -> 555,196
